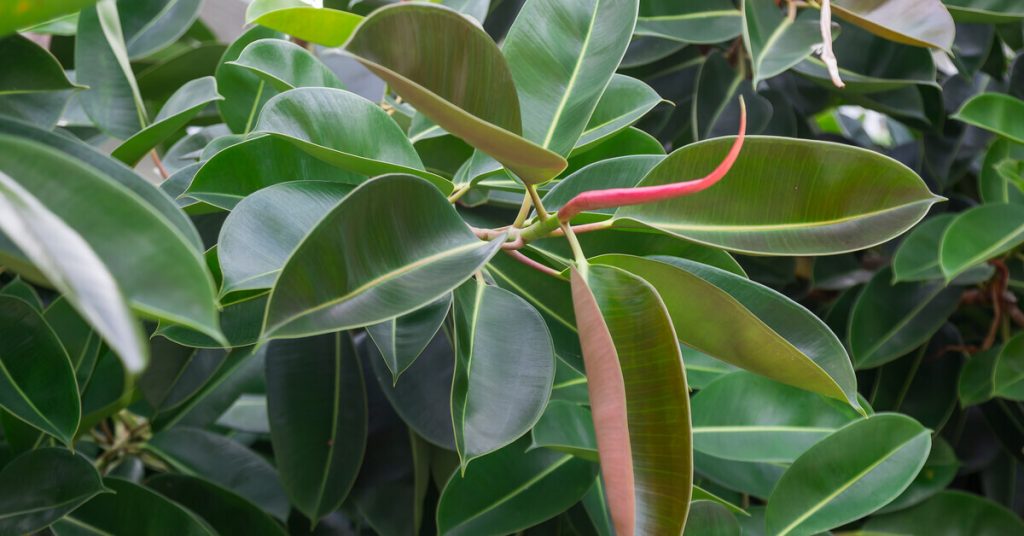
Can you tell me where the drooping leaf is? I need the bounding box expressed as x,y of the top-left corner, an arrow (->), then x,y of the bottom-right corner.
254,87 -> 451,192
849,267 -> 962,368
56,478 -> 215,535
690,372 -> 863,463
765,414 -> 931,536
218,181 -> 353,295
833,0 -> 956,50
742,0 -> 821,86
227,38 -> 345,92
451,277 -> 554,468
863,490 -> 1024,534
0,171 -> 147,373
574,75 -> 663,153
436,437 -> 598,536
635,1 -> 743,44
264,175 -> 504,339
0,0 -> 96,36
246,0 -> 363,47
0,34 -> 81,94
953,93 -> 1024,144
939,203 -> 1024,280
502,0 -> 638,157
146,474 -> 287,536
0,448 -> 108,536
342,3 -> 567,184
367,294 -> 452,382
112,76 -> 223,165
0,134 -> 222,344
571,264 -> 692,536
215,25 -> 283,133
265,332 -> 367,521
614,137 -> 942,255
599,255 -> 861,410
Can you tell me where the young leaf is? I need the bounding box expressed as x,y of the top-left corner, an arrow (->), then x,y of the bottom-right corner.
265,332 -> 367,521
215,26 -> 283,133
367,294 -> 452,382
227,38 -> 346,92
246,0 -> 363,47
571,264 -> 692,536
342,4 -> 567,184
953,93 -> 1024,144
0,449 -> 108,536
263,175 -> 504,339
765,414 -> 931,536
451,277 -> 555,469
939,203 -> 1024,280
574,75 -> 664,153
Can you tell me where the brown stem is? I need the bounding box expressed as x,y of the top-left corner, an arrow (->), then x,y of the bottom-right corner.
982,259 -> 1010,350
150,150 -> 170,180
503,249 -> 561,278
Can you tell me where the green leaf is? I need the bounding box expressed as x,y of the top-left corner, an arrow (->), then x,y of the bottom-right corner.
690,51 -> 773,141
849,268 -> 962,368
694,451 -> 786,500
574,75 -> 663,153
216,26 -> 283,133
960,334 -> 1024,406
635,1 -> 743,44
254,88 -> 451,192
343,4 -> 566,185
145,427 -> 291,521
57,478 -> 215,535
246,0 -> 363,47
0,296 -> 80,444
940,203 -> 1024,280
864,490 -> 1024,534
0,35 -> 81,94
614,137 -> 942,255
218,181 -> 353,295
599,255 -> 861,409
146,474 -> 287,536
0,171 -> 147,373
893,214 -> 957,282
980,140 -> 1024,204
833,0 -> 955,50
0,134 -> 222,345
0,277 -> 41,309
367,294 -> 452,382
155,294 -> 268,349
571,263 -> 692,535
265,332 -> 367,521
683,501 -> 741,536
0,0 -> 96,36
0,448 -> 108,535
76,0 -> 148,139
112,76 -> 223,165
452,277 -> 554,468
942,0 -> 1024,22
530,399 -> 597,461
186,136 -> 353,209
742,0 -> 821,86
765,414 -> 931,536
879,437 -> 958,514
953,93 -> 1024,144
264,175 -> 503,339
543,155 -> 665,215
691,372 -> 863,463
436,437 -> 598,536
120,0 -> 203,59
137,43 -> 228,103
502,0 -> 638,157
227,38 -> 345,92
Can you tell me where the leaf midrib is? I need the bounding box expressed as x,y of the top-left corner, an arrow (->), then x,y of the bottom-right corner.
540,2 -> 601,150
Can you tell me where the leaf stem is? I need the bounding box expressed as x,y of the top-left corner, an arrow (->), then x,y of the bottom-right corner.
527,184 -> 550,221
447,182 -> 473,203
512,193 -> 533,228
561,221 -> 587,278
503,249 -> 562,278
150,149 -> 170,180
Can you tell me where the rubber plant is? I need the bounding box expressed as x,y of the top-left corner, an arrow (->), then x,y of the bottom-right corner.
1,0 -> 1023,535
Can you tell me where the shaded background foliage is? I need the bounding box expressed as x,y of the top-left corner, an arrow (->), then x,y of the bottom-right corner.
1,0 -> 1024,535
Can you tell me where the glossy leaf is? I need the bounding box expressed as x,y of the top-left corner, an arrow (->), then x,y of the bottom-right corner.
953,93 -> 1024,144
343,4 -> 567,184
833,0 -> 956,50
691,372 -> 862,463
743,0 -> 821,86
599,255 -> 861,409
215,25 -> 283,133
530,400 -> 598,461
218,181 -> 353,295
765,414 -> 931,536
690,52 -> 773,141
635,1 -> 743,44
0,448 -> 107,536
939,203 -> 1024,280
227,38 -> 345,92
264,175 -> 503,339
683,501 -> 741,536
436,438 -> 598,536
0,134 -> 222,345
146,474 -> 287,536
942,0 -> 1024,23
893,214 -> 957,282
246,0 -> 362,47
112,76 -> 223,165
614,137 -> 941,255
367,294 -> 452,382
960,334 -> 1024,406
543,155 -> 665,215
0,171 -> 147,373
58,478 -> 215,535
146,427 -> 290,521
502,0 -> 638,157
0,35 -> 81,94
452,277 -> 554,468
571,264 -> 692,536
254,87 -> 450,192
265,332 -> 367,521
849,268 -> 962,368
879,437 -> 958,514
119,0 -> 202,59
0,296 -> 80,444
575,75 -> 663,153
864,490 -> 1024,534
0,0 -> 96,36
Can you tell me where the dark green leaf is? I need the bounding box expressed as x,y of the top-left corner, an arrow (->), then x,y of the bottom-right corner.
0,34 -> 81,94
940,203 -> 1024,280
683,501 -> 741,536
56,478 -> 215,535
530,400 -> 597,461
743,0 -> 821,86
0,448 -> 107,536
864,490 -> 1024,534
0,0 -> 96,36
953,93 -> 1024,144
215,25 -> 283,133
146,474 -> 287,536
635,1 -> 743,44
367,294 -> 451,382
227,38 -> 345,92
